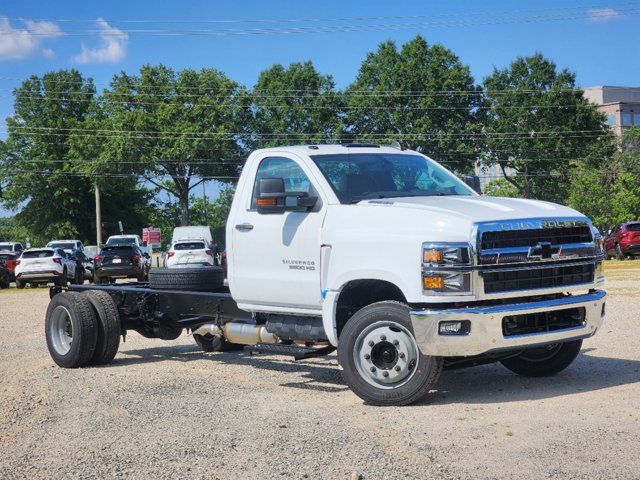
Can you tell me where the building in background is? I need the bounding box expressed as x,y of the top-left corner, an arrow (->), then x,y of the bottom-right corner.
583,86 -> 640,137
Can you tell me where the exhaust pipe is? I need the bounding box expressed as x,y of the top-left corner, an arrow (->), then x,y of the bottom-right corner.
192,322 -> 278,345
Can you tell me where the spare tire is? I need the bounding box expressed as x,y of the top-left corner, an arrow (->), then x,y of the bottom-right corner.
149,267 -> 224,292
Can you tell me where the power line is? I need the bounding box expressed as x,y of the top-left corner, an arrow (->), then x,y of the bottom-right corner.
0,93 -> 597,110
4,8 -> 638,36
10,3 -> 634,25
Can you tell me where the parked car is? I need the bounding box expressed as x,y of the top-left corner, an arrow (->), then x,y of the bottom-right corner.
46,239 -> 84,253
0,242 -> 24,254
94,245 -> 150,284
0,264 -> 9,289
604,221 -> 640,259
105,235 -> 152,269
0,252 -> 19,281
166,239 -> 215,268
170,226 -> 221,265
14,248 -> 78,288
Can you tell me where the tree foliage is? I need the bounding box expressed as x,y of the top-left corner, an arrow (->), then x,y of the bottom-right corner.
568,127 -> 640,229
482,53 -> 614,202
100,65 -> 249,225
0,70 -> 151,245
250,61 -> 342,147
345,36 -> 482,172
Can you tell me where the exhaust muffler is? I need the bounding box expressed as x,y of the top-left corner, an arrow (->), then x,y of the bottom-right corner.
193,321 -> 278,345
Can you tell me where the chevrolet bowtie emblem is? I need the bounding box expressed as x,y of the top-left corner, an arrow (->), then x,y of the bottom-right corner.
528,242 -> 560,260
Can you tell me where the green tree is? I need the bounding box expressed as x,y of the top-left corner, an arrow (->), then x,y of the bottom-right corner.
483,178 -> 521,198
101,65 -> 249,226
482,53 -> 614,202
568,127 -> 640,229
0,70 -> 152,245
345,35 -> 483,172
250,61 -> 342,147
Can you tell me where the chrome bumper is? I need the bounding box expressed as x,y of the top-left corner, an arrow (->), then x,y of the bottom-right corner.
410,290 -> 606,357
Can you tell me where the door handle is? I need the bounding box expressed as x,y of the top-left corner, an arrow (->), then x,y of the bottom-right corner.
235,223 -> 254,232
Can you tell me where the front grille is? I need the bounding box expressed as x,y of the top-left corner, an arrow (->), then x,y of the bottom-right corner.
503,307 -> 586,336
482,263 -> 594,293
480,225 -> 592,250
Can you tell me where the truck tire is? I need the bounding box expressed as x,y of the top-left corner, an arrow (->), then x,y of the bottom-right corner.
149,267 -> 224,292
82,290 -> 121,365
15,279 -> 25,289
45,291 -> 98,368
337,301 -> 443,406
500,340 -> 582,377
194,333 -> 243,352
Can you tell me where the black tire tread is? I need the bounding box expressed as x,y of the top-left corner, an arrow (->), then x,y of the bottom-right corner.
500,339 -> 582,377
338,301 -> 443,406
45,291 -> 98,368
82,290 -> 121,365
149,267 -> 224,292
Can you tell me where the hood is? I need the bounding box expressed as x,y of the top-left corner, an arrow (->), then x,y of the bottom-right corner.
356,195 -> 586,224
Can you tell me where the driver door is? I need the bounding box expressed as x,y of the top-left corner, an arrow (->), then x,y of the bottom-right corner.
230,154 -> 325,311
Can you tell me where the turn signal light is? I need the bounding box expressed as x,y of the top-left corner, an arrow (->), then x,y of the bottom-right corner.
423,249 -> 444,263
256,197 -> 277,207
423,275 -> 444,290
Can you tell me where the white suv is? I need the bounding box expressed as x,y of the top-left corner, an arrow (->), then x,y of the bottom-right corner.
165,239 -> 214,268
15,248 -> 78,288
0,242 -> 24,254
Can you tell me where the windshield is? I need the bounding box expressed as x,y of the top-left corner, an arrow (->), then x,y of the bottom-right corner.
106,237 -> 136,246
48,242 -> 75,250
0,244 -> 13,251
0,253 -> 17,261
311,153 -> 472,204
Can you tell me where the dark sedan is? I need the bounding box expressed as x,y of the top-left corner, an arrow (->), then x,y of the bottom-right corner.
94,245 -> 150,284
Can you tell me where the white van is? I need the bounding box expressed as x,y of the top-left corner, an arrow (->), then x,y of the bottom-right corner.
171,226 -> 213,246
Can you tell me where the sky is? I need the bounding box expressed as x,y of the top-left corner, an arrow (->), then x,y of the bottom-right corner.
0,0 -> 639,215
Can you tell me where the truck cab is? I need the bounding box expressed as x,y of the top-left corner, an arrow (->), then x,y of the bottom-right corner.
45,144 -> 606,406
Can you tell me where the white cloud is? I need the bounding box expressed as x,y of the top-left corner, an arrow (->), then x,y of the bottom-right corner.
0,16 -> 62,61
42,47 -> 55,59
587,8 -> 624,23
72,18 -> 128,64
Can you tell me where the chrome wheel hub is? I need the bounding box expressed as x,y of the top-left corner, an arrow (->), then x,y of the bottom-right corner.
354,322 -> 419,389
50,306 -> 73,355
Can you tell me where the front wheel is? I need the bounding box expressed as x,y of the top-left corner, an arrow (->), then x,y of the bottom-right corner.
500,340 -> 582,377
337,301 -> 443,406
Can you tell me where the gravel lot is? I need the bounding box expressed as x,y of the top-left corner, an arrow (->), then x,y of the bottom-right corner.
1,262 -> 639,479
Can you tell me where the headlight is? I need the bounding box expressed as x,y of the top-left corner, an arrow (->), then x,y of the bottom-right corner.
422,243 -> 473,295
422,243 -> 471,266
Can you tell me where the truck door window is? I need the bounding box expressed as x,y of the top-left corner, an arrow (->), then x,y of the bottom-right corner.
251,156 -> 312,209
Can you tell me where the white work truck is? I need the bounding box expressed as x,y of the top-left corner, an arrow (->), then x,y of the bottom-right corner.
45,144 -> 606,406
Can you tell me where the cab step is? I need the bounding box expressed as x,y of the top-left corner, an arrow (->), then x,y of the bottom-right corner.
246,343 -> 335,360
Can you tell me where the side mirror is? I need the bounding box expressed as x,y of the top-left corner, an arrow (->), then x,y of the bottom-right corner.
463,174 -> 482,194
99,243 -> 105,249
256,178 -> 317,214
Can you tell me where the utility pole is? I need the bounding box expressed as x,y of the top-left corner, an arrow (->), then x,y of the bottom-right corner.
202,180 -> 208,225
95,182 -> 102,246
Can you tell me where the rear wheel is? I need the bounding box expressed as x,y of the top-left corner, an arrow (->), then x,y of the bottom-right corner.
45,292 -> 98,368
82,290 -> 121,365
337,301 -> 442,406
15,279 -> 25,289
500,340 -> 582,377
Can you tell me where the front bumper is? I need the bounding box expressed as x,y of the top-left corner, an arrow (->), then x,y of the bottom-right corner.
410,290 -> 606,357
